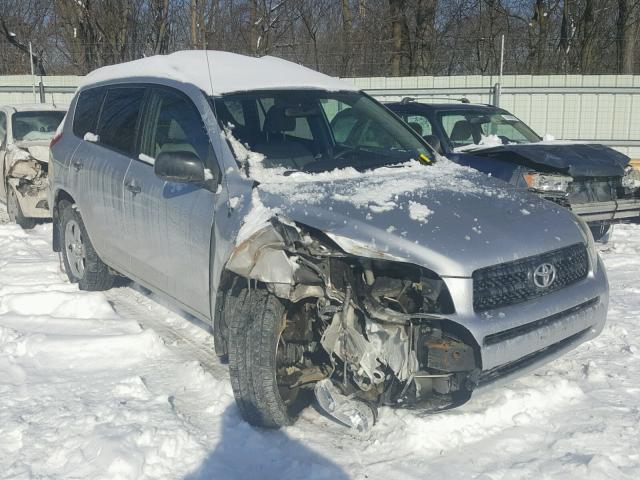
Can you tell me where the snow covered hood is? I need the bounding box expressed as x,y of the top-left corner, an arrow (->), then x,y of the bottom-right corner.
253,160 -> 584,277
81,51 -> 357,96
459,142 -> 630,177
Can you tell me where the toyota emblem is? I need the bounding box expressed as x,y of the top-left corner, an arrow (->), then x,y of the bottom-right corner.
533,263 -> 557,288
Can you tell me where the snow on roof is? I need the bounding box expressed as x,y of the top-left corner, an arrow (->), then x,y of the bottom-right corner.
81,50 -> 359,96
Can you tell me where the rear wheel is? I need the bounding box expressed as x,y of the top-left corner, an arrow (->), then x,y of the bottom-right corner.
6,184 -> 36,230
227,287 -> 311,428
59,201 -> 114,291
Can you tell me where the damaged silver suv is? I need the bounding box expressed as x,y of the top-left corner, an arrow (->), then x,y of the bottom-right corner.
49,51 -> 608,431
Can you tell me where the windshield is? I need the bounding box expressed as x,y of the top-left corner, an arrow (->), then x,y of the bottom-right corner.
11,111 -> 65,142
214,90 -> 434,175
439,110 -> 540,148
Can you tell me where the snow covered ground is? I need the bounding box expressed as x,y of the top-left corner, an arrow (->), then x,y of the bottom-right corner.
0,208 -> 638,479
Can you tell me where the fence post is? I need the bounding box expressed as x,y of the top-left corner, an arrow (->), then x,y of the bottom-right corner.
493,82 -> 501,106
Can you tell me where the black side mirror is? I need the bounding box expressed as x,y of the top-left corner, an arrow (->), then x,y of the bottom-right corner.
154,150 -> 205,183
423,135 -> 442,154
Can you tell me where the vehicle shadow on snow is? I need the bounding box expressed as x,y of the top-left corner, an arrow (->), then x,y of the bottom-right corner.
185,406 -> 350,480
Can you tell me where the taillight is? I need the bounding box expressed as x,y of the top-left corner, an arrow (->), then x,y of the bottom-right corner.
50,132 -> 63,148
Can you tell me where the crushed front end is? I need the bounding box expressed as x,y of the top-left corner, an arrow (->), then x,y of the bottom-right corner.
222,215 -> 608,430
6,144 -> 51,218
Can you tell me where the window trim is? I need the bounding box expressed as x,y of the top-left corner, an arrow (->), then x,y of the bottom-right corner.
0,111 -> 6,146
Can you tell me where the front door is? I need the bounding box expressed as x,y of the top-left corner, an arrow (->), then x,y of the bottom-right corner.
126,86 -> 218,317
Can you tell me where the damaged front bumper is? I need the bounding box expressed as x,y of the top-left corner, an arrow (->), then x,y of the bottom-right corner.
570,198 -> 640,223
441,255 -> 608,391
7,177 -> 50,218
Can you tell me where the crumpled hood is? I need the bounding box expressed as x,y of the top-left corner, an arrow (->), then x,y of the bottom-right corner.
12,141 -> 51,163
467,142 -> 630,177
255,160 -> 585,277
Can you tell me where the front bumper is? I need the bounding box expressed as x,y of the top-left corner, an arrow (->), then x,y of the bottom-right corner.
442,256 -> 608,378
571,198 -> 640,223
7,178 -> 51,219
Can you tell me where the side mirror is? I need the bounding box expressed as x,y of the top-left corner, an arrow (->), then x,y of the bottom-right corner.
154,150 -> 205,183
424,135 -> 442,154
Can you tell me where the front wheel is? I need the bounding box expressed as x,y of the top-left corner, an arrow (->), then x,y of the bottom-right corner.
59,201 -> 114,291
6,184 -> 36,230
227,288 -> 311,428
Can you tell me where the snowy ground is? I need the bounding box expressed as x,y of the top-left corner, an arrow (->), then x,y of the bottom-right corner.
0,208 -> 639,480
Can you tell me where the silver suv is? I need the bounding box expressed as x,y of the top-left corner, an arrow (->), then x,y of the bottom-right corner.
49,51 -> 608,430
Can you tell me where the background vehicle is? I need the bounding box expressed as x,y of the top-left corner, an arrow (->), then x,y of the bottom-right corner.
387,100 -> 640,240
49,51 -> 608,430
0,104 -> 66,229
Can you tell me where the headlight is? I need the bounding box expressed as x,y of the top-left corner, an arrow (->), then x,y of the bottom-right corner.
574,215 -> 598,274
622,165 -> 640,189
523,172 -> 573,193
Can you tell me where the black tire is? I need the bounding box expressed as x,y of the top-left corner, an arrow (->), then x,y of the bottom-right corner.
589,224 -> 611,242
227,287 -> 300,428
59,201 -> 114,291
6,184 -> 36,230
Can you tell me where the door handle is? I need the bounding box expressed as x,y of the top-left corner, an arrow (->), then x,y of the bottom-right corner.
125,181 -> 141,195
71,160 -> 83,171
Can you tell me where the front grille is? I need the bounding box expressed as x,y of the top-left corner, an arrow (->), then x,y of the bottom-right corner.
473,243 -> 589,312
568,177 -> 620,204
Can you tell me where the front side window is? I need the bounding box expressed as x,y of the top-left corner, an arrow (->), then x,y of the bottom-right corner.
439,110 -> 540,148
97,87 -> 145,154
214,90 -> 433,175
140,88 -> 215,169
11,111 -> 66,142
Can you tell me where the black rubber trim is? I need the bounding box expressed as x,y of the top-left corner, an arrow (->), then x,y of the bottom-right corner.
483,297 -> 599,346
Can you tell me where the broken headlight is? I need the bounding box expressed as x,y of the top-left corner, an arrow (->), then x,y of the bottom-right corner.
523,172 -> 573,193
622,165 -> 640,190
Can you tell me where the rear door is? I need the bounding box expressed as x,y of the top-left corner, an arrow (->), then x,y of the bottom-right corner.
69,85 -> 145,268
126,86 -> 218,317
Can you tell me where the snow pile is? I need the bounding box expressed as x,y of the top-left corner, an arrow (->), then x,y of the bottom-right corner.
408,201 -> 433,223
454,133 -> 504,152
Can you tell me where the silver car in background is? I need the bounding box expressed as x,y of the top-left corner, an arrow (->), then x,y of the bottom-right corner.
49,51 -> 608,430
0,104 -> 66,228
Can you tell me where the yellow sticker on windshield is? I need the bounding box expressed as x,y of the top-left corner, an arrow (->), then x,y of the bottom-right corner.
419,153 -> 432,164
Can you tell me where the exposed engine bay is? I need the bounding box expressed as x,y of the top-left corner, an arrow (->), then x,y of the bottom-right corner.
5,145 -> 50,217
223,217 -> 481,428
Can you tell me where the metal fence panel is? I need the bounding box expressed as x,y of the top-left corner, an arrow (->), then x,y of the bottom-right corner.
0,73 -> 638,158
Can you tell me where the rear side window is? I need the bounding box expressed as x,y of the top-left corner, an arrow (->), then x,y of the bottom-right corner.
97,87 -> 146,154
73,87 -> 106,139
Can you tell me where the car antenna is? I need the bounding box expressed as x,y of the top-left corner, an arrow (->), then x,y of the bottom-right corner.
205,49 -> 234,214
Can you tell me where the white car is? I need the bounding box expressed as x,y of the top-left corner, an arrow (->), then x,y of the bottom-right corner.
0,104 -> 67,228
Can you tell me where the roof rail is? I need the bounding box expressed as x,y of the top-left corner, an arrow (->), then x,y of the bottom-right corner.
401,96 -> 471,104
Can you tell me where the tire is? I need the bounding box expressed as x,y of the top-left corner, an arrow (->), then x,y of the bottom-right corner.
589,224 -> 611,242
6,184 -> 36,230
59,201 -> 114,291
227,287 -> 302,428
